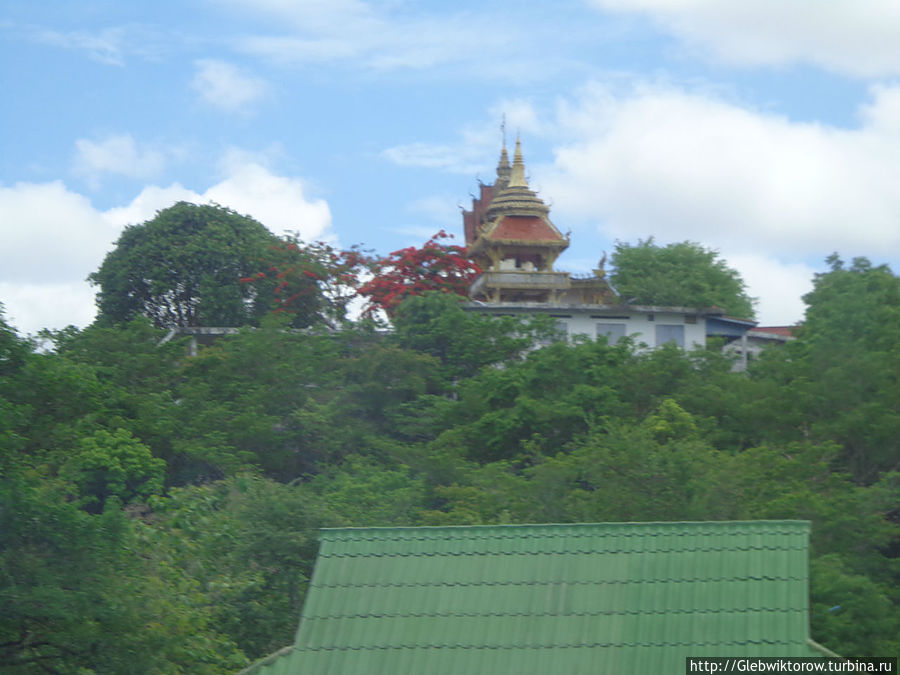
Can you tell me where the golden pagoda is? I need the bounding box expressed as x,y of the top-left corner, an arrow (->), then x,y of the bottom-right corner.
463,138 -> 615,305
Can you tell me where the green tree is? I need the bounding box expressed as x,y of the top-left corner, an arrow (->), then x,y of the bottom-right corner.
610,238 -> 755,318
89,202 -> 281,328
390,292 -> 556,380
41,319 -> 193,477
169,320 -> 346,481
427,337 -> 631,464
792,255 -> 900,483
305,454 -> 425,526
0,473 -> 246,674
810,554 -> 900,658
146,475 -> 330,661
60,428 -> 165,512
0,304 -> 29,376
0,307 -> 33,473
801,255 -> 900,349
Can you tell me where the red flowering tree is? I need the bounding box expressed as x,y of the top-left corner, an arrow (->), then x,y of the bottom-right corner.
358,231 -> 481,318
241,235 -> 371,328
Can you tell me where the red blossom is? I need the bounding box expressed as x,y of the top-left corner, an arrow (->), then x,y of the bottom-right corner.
358,231 -> 480,317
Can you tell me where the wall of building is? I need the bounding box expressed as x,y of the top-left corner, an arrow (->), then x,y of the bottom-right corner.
466,304 -> 709,349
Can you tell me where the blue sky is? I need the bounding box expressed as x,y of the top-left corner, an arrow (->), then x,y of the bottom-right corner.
3,0 -> 900,335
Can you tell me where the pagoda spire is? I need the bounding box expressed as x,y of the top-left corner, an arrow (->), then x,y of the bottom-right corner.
508,136 -> 527,188
495,118 -> 511,188
498,144 -> 510,172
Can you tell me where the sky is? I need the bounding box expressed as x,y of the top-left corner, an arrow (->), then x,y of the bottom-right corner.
3,0 -> 900,336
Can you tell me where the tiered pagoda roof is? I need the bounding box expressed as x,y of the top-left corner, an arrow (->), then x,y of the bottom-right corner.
466,139 -> 568,270
463,138 -> 614,305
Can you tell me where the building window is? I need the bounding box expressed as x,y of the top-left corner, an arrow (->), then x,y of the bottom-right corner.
596,323 -> 626,345
656,324 -> 684,347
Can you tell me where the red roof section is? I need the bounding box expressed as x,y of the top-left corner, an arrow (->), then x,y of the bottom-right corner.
753,326 -> 797,337
462,210 -> 476,246
488,215 -> 565,243
463,184 -> 494,245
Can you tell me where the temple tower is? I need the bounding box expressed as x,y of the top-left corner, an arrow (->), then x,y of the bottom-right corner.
465,139 -> 572,303
464,138 -> 614,304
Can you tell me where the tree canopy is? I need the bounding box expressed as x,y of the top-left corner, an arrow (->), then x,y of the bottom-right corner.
610,238 -> 756,318
90,202 -> 282,328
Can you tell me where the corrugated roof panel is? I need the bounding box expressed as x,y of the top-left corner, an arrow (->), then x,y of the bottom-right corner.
252,521 -> 829,674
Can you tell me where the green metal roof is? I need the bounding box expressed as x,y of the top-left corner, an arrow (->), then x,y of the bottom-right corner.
241,521 -> 829,674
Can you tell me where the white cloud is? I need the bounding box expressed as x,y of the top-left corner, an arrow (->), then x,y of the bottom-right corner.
591,0 -> 900,78
723,253 -> 815,326
74,134 -> 167,183
36,27 -> 128,66
192,59 -> 270,113
0,282 -> 98,337
33,24 -> 168,66
540,82 -> 900,260
206,152 -> 332,240
0,181 -> 119,285
230,0 -> 540,77
0,181 -> 118,334
0,155 -> 332,335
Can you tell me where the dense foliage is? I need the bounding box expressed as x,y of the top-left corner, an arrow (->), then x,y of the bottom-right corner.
610,238 -> 756,318
2,253 -> 899,672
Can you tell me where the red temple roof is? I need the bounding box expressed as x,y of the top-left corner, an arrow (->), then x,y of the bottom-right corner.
753,326 -> 797,337
487,215 -> 566,243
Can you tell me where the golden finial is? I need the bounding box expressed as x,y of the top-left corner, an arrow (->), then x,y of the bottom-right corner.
508,135 -> 527,188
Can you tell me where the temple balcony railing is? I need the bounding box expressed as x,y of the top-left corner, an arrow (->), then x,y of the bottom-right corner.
470,270 -> 571,297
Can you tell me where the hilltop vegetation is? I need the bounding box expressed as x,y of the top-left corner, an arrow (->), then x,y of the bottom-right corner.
2,205 -> 898,672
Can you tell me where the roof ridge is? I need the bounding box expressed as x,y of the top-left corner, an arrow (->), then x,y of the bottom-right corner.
319,521 -> 811,545
321,520 -> 809,533
320,542 -> 809,558
309,574 -> 808,589
303,606 -> 808,620
296,638 -> 810,652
